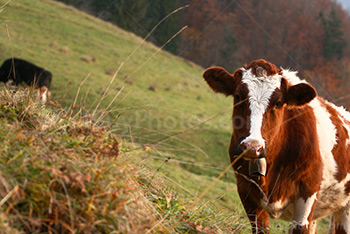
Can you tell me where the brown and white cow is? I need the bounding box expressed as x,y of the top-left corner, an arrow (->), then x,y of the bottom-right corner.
203,59 -> 350,234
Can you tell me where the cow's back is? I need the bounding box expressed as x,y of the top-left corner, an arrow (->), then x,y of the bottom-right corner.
0,58 -> 51,87
13,58 -> 44,85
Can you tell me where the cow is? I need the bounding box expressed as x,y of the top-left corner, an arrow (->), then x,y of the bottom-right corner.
0,58 -> 52,104
203,59 -> 350,234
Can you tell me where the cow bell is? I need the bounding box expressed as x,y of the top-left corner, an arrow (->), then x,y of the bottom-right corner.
249,158 -> 267,177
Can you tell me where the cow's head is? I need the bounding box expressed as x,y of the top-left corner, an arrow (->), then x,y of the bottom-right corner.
203,59 -> 317,160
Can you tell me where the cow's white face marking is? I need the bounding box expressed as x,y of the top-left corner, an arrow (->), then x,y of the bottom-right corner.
241,68 -> 282,147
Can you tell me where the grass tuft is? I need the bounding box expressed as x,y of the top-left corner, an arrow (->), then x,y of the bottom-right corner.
0,87 -> 251,233
0,88 -> 156,233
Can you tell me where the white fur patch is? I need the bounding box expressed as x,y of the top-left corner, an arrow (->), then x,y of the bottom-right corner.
41,89 -> 47,104
39,87 -> 49,105
262,199 -> 289,219
280,69 -> 306,85
309,99 -> 338,184
241,68 -> 282,146
314,174 -> 350,219
330,103 -> 350,146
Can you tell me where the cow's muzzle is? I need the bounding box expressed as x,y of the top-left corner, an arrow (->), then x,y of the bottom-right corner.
240,140 -> 265,159
239,140 -> 267,177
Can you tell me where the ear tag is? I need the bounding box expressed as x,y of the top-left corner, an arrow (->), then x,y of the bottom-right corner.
249,158 -> 267,177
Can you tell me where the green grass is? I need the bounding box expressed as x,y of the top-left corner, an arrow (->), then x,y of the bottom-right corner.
0,0 -> 233,175
0,0 -> 237,202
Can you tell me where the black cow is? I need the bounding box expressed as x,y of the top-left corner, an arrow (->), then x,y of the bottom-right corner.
0,58 -> 52,103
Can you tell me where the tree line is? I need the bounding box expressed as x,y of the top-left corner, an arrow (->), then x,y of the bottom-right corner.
57,0 -> 350,107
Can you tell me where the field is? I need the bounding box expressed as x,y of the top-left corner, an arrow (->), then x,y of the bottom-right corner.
0,0 -> 238,207
0,0 -> 330,233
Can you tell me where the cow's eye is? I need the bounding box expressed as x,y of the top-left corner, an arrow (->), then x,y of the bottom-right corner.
234,94 -> 241,103
275,101 -> 283,108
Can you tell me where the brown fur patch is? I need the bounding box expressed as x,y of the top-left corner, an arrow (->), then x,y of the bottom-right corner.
244,59 -> 280,77
345,181 -> 350,195
264,105 -> 321,202
334,226 -> 347,234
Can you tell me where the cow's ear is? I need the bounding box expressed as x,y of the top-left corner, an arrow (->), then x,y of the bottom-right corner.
203,67 -> 240,96
285,83 -> 317,106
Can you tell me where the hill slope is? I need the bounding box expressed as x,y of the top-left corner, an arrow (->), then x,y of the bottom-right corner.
0,0 -> 239,204
0,87 -> 252,233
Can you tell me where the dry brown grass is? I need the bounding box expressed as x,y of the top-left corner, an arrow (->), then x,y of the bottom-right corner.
0,87 -> 160,233
0,87 -> 251,233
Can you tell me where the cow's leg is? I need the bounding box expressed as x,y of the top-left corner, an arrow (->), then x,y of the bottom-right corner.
309,221 -> 317,234
289,193 -> 317,234
245,208 -> 270,234
332,205 -> 350,234
236,179 -> 270,233
240,198 -> 270,234
329,214 -> 335,234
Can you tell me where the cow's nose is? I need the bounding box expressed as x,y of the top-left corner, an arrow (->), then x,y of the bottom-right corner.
240,140 -> 265,159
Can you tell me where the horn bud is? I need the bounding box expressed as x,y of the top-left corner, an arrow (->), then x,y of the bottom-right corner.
256,66 -> 267,78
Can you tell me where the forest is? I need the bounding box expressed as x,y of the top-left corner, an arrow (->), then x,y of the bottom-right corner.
58,0 -> 350,107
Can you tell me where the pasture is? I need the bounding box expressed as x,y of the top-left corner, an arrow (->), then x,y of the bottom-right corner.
0,0 -> 239,207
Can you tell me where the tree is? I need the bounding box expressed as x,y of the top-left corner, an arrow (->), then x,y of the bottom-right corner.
95,0 -> 151,37
232,0 -> 327,70
144,0 -> 182,54
321,7 -> 347,61
178,0 -> 237,69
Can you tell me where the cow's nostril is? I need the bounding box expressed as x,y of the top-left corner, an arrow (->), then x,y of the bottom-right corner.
256,146 -> 264,156
240,143 -> 248,151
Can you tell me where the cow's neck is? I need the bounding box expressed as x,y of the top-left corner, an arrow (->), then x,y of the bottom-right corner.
262,105 -> 318,203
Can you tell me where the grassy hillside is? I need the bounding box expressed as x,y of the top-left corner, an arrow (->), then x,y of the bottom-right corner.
0,0 -> 330,233
0,0 -> 238,206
